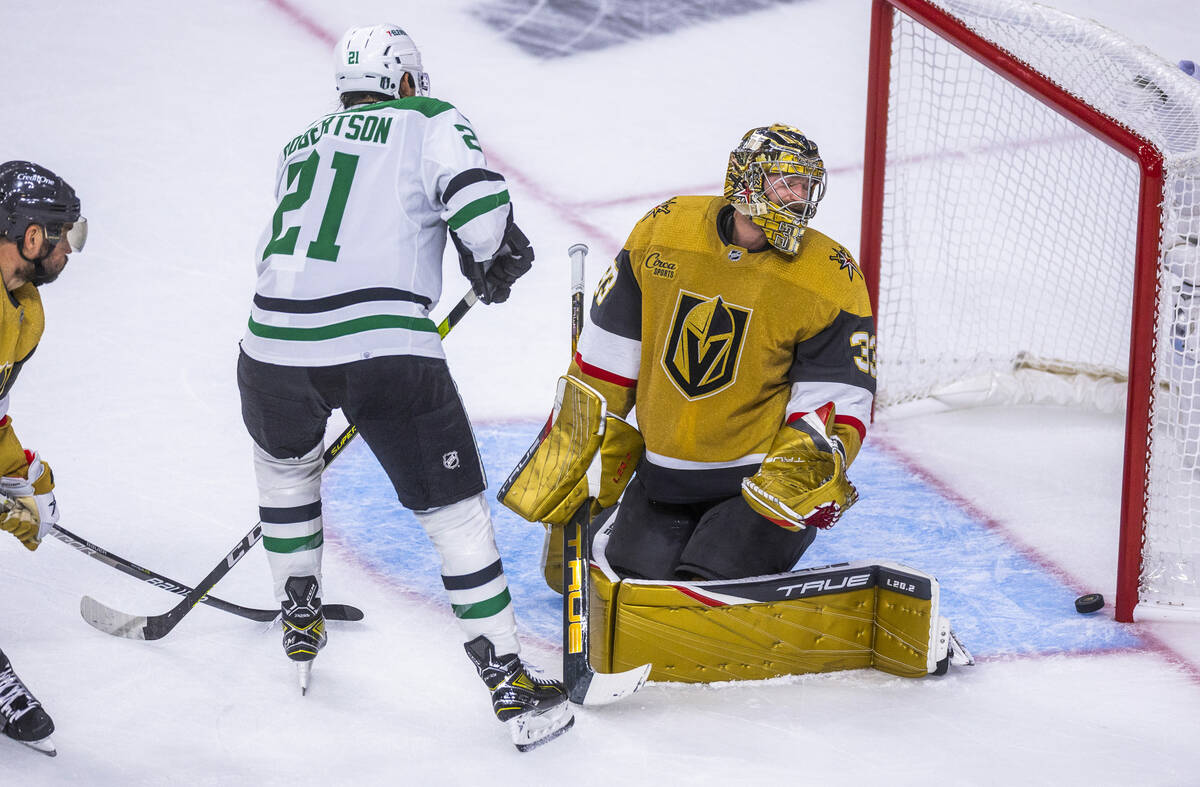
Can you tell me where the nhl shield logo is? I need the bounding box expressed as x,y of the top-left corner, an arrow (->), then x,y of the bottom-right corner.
442,451 -> 460,470
661,290 -> 751,399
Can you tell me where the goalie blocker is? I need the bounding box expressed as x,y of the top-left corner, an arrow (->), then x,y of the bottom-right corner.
587,517 -> 972,681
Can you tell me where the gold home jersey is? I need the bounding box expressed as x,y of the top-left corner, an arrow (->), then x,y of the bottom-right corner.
0,282 -> 45,474
570,196 -> 875,503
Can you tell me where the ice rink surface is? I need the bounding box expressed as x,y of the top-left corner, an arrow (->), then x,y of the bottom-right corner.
2,1 -> 1199,784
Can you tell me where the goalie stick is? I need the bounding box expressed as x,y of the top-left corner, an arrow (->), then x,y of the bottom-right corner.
562,500 -> 650,704
79,288 -> 477,640
561,243 -> 651,705
51,524 -> 362,623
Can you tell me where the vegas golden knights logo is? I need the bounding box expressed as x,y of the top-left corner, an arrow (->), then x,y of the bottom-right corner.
662,290 -> 751,399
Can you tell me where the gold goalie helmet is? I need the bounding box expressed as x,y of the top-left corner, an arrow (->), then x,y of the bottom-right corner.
724,124 -> 827,255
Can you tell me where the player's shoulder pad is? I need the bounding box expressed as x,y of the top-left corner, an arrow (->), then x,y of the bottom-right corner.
360,96 -> 459,119
626,195 -> 719,248
792,228 -> 871,313
635,195 -> 715,227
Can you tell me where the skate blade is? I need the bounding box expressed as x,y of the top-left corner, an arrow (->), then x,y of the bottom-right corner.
16,735 -> 56,757
296,661 -> 313,695
509,702 -> 575,752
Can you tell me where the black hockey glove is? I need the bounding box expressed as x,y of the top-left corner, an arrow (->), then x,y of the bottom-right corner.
454,215 -> 535,305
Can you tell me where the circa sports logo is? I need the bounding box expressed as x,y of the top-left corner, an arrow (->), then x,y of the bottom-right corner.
642,251 -> 677,279
661,290 -> 751,400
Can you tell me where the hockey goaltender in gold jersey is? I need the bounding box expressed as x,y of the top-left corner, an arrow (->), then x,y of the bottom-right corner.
502,124 -> 972,683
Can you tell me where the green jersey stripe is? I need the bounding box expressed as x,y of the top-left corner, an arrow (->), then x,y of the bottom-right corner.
451,588 -> 512,620
247,314 -> 439,341
264,531 -> 324,554
346,96 -> 455,119
447,191 -> 510,231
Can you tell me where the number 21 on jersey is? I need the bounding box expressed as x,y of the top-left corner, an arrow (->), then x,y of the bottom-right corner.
262,150 -> 359,265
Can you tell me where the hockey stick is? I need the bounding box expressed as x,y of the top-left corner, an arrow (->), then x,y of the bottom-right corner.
569,242 -> 587,357
50,524 -> 363,623
562,499 -> 650,704
560,243 -> 651,705
80,288 -> 479,640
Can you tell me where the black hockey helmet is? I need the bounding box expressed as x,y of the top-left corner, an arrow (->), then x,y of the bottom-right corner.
0,161 -> 85,252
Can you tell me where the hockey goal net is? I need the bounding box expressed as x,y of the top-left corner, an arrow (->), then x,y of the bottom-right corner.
860,0 -> 1200,621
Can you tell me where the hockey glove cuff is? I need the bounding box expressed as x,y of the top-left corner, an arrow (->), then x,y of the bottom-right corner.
456,215 -> 534,305
0,451 -> 57,550
479,219 -> 534,304
741,403 -> 857,531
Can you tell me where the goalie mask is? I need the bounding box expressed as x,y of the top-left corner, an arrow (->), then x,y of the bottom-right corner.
724,124 -> 826,255
334,24 -> 430,99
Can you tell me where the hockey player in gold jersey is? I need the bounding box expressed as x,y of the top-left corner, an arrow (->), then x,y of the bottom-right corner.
0,160 -> 87,755
569,124 -> 875,581
502,127 -> 969,683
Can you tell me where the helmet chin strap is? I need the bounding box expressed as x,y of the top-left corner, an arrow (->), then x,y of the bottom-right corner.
17,230 -> 54,286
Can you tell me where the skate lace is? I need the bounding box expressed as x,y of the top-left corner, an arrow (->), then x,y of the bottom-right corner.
0,665 -> 38,724
518,663 -> 561,689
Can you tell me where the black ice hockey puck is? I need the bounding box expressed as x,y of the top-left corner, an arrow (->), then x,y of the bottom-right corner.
1074,593 -> 1104,614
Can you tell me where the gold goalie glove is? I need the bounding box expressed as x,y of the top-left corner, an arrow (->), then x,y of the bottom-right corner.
499,375 -> 643,528
741,402 -> 858,531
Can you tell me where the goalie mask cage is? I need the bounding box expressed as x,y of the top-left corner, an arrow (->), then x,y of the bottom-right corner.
860,0 -> 1200,621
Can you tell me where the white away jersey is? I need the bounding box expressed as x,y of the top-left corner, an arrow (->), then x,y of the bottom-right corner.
242,97 -> 511,366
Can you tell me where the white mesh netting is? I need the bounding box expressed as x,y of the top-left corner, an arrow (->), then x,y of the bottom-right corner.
876,0 -> 1200,610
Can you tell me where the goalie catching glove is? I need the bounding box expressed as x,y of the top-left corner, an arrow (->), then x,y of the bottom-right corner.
0,451 -> 58,551
499,376 -> 642,527
741,402 -> 857,531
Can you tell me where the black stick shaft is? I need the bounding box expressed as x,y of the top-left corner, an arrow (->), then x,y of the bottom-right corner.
52,525 -> 360,622
562,500 -> 595,703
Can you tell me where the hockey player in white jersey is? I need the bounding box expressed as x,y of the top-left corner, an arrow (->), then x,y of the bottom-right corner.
237,24 -> 571,751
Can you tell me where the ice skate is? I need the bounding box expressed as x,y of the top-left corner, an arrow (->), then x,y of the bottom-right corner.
0,651 -> 56,757
281,576 -> 326,695
464,636 -> 574,752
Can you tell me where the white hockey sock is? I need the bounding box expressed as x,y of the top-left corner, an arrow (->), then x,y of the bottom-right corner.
416,493 -> 520,656
254,443 -> 325,602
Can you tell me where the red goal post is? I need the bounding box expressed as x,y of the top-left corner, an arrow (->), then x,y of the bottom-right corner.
859,0 -> 1200,621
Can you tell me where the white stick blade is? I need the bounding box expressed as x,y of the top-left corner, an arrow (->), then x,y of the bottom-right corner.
79,595 -> 148,640
579,663 -> 651,706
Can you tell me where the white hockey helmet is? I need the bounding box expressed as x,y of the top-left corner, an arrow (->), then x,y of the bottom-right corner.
334,24 -> 430,99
